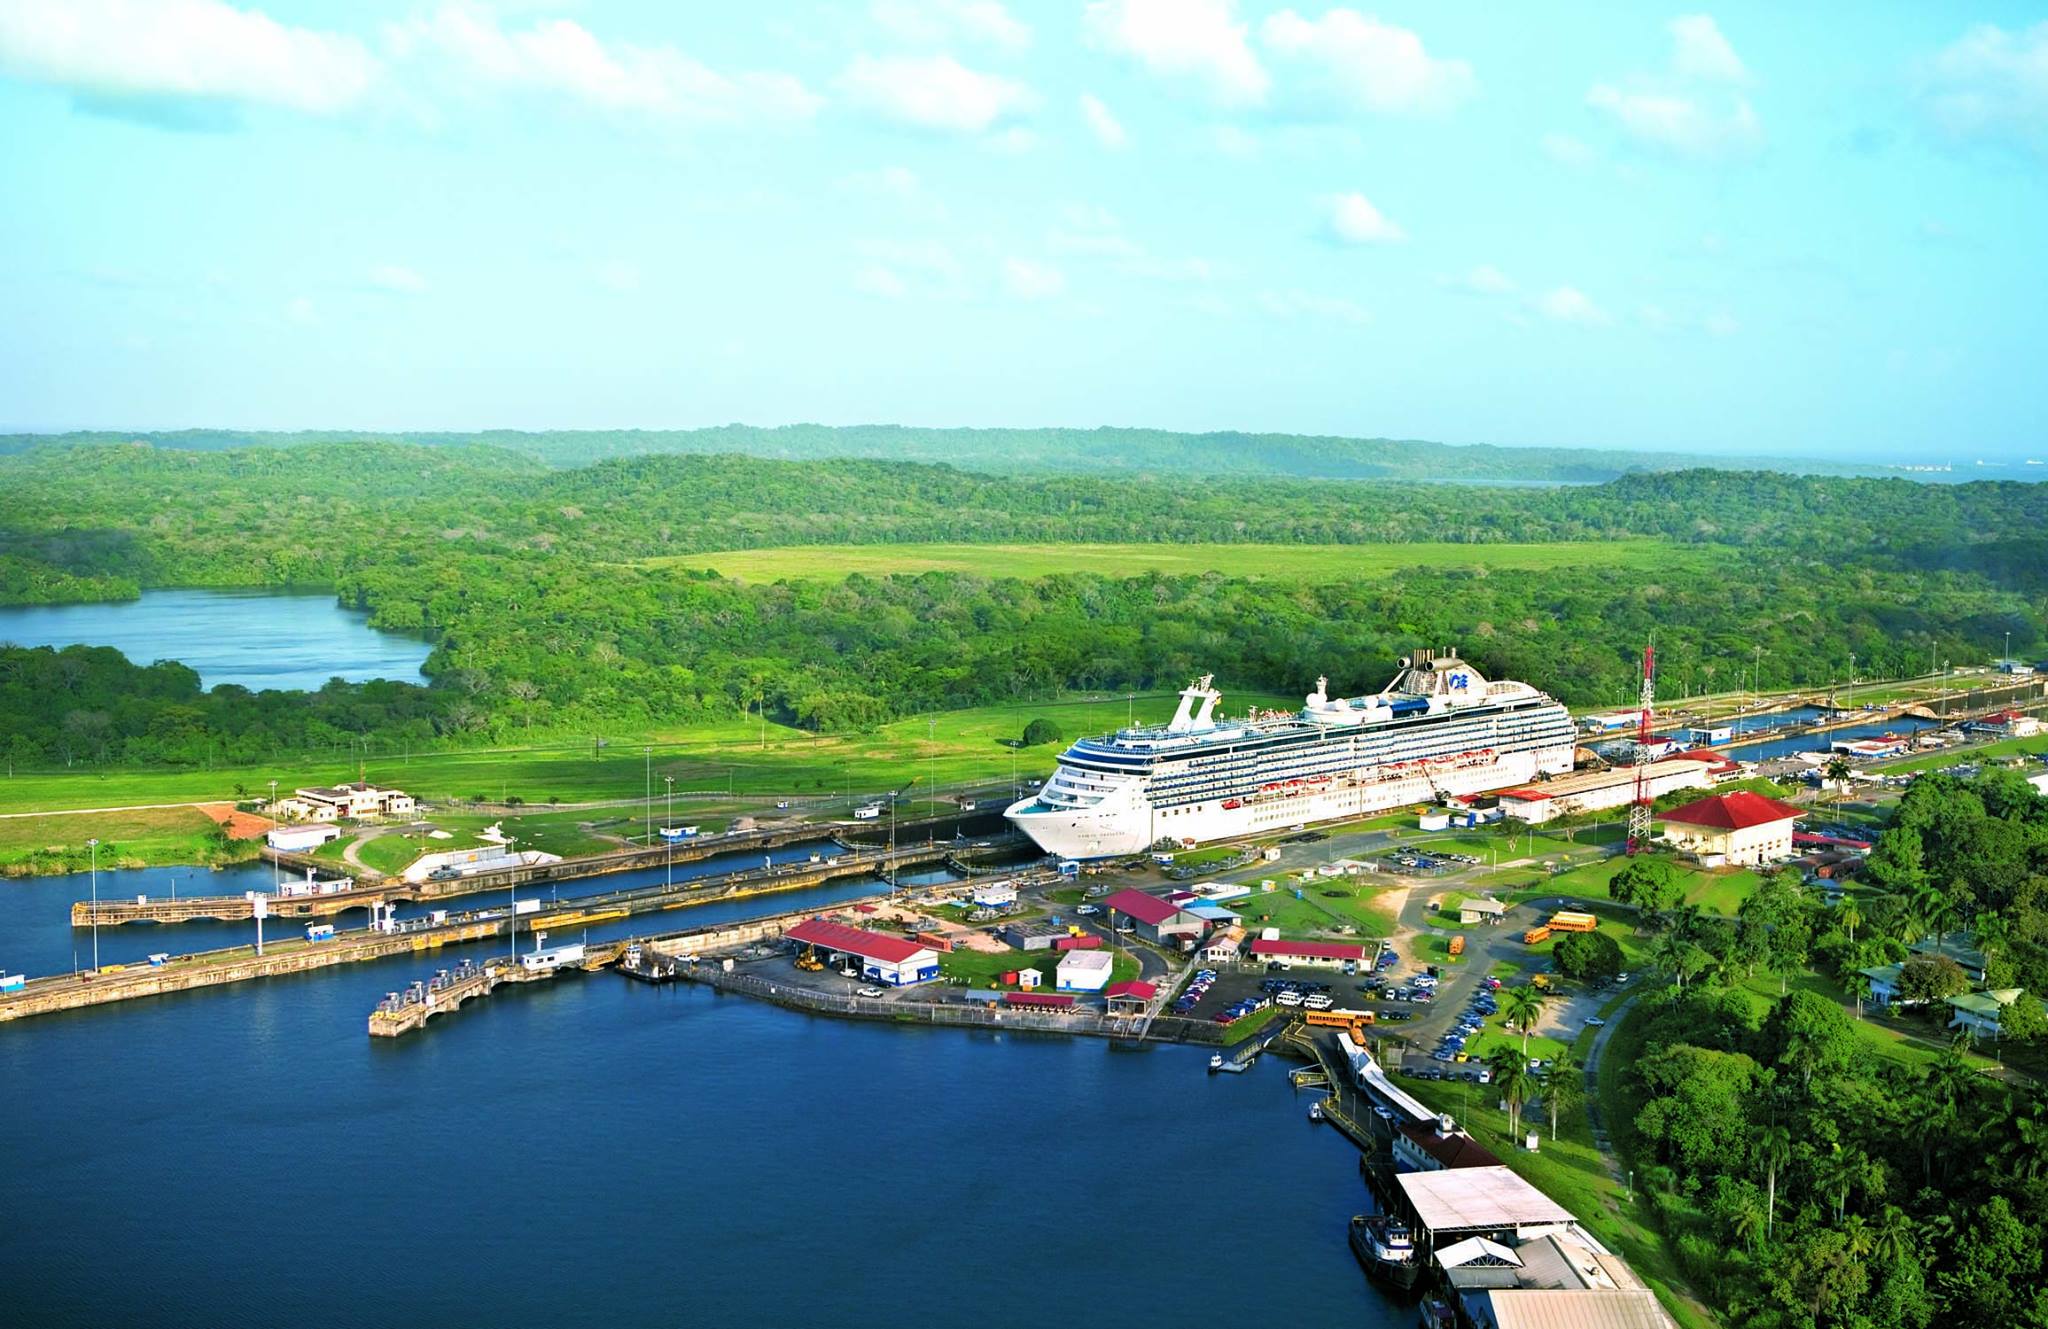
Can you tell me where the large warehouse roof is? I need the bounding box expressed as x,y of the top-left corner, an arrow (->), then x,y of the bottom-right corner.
785,918 -> 928,965
1248,938 -> 1367,961
1103,889 -> 1184,926
1396,1166 -> 1575,1234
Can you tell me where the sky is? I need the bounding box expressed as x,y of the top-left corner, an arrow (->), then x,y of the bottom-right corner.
1,1 -> 2046,462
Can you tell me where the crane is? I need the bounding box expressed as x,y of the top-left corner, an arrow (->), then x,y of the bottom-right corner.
1627,643 -> 1656,854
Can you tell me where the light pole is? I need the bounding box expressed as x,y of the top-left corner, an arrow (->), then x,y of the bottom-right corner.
664,775 -> 675,890
87,838 -> 100,972
507,836 -> 519,961
644,747 -> 652,847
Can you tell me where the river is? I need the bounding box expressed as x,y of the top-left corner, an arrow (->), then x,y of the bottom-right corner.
0,864 -> 1402,1328
0,588 -> 433,690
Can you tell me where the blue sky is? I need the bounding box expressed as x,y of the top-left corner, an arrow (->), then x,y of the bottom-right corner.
1,1 -> 2045,461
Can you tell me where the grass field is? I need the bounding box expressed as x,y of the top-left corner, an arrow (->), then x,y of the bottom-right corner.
936,945 -> 1139,988
1230,878 -> 1396,939
663,539 -> 1713,584
0,689 -> 1295,817
1524,857 -> 1764,915
0,805 -> 257,875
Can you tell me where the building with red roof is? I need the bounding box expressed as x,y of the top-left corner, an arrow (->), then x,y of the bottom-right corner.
784,917 -> 940,986
1248,937 -> 1369,967
1002,992 -> 1076,1011
1657,791 -> 1803,866
1103,888 -> 1207,946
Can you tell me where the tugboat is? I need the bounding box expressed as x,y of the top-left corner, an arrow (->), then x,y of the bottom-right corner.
1349,1214 -> 1422,1292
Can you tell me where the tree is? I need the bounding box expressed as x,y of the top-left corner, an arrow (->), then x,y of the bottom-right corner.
1545,1050 -> 1583,1141
1609,856 -> 1681,918
1553,930 -> 1624,984
1759,1123 -> 1791,1241
1020,718 -> 1063,747
1866,824 -> 1928,898
1486,1046 -> 1533,1137
1898,953 -> 1970,1005
1502,985 -> 1545,1058
1762,989 -> 1858,1089
1999,992 -> 2048,1043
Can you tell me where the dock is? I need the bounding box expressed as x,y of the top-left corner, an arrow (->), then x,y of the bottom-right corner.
368,945 -> 624,1037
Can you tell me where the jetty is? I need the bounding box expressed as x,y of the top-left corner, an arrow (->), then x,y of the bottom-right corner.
368,944 -> 622,1037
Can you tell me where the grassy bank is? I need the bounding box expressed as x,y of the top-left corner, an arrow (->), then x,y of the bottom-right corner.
0,805 -> 261,876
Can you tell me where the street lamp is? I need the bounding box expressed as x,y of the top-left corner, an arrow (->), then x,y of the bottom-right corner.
664,775 -> 675,890
87,838 -> 100,972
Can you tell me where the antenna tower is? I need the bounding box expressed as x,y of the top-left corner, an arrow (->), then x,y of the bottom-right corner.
1627,643 -> 1656,853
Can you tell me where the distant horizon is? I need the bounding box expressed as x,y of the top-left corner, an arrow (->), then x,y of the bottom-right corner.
1,418 -> 2038,472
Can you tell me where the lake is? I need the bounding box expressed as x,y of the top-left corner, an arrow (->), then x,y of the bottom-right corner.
0,866 -> 1402,1328
0,588 -> 432,691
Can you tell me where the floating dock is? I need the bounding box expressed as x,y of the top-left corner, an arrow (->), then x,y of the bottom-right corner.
368,945 -> 622,1037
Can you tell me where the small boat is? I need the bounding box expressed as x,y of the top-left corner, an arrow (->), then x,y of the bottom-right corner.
1309,1098 -> 1325,1121
1350,1215 -> 1422,1291
1209,1053 -> 1224,1073
1418,1294 -> 1456,1329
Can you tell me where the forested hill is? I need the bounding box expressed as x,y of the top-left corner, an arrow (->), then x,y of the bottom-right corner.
0,424 -> 1882,483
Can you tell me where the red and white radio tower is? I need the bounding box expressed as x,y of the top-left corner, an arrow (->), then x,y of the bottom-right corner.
1626,643 -> 1656,854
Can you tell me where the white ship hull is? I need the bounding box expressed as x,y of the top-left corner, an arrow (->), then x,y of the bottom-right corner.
1008,744 -> 1574,859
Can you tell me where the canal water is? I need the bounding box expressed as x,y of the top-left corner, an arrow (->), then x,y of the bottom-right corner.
0,588 -> 433,690
0,871 -> 1403,1328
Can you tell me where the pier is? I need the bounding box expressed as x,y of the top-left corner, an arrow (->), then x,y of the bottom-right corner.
368,945 -> 624,1037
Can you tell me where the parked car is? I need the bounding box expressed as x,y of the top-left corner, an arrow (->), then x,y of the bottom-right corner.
1075,904 -> 1100,916
857,986 -> 886,998
1585,1016 -> 1607,1028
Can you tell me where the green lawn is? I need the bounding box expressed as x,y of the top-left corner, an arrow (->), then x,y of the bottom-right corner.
0,804 -> 258,875
657,538 -> 1707,584
1888,732 -> 2048,774
1230,879 -> 1396,939
1532,857 -> 1762,916
937,944 -> 1140,989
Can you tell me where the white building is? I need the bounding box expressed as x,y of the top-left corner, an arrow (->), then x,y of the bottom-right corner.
1657,791 -> 1802,866
1495,758 -> 1714,825
276,781 -> 417,823
785,918 -> 939,986
265,823 -> 340,853
1055,948 -> 1115,993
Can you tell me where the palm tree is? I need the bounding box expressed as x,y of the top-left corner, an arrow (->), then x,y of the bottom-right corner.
1497,1062 -> 1533,1138
1545,1051 -> 1584,1140
1838,899 -> 1862,946
1841,1212 -> 1874,1259
1815,1145 -> 1859,1223
1729,1196 -> 1766,1251
1759,1124 -> 1792,1241
1846,971 -> 1871,1020
1870,1205 -> 1914,1266
1823,755 -> 1852,808
1503,985 -> 1545,1058
1652,931 -> 1695,990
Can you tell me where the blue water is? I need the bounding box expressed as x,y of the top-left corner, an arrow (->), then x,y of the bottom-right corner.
0,588 -> 432,690
1724,713 -> 1935,761
0,871 -> 1399,1327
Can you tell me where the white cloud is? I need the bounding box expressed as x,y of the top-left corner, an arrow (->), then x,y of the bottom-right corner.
1917,22 -> 2048,153
0,0 -> 377,116
1586,17 -> 1761,161
1587,83 -> 1760,160
1637,303 -> 1674,332
1001,256 -> 1065,300
1258,288 -> 1369,324
837,52 -> 1033,132
285,295 -> 317,324
842,164 -> 949,221
1325,191 -> 1406,244
852,263 -> 908,298
1458,264 -> 1514,295
871,0 -> 1029,51
1669,14 -> 1746,83
1534,286 -> 1607,325
1703,311 -> 1739,337
1541,131 -> 1596,167
388,5 -> 818,124
1079,92 -> 1128,148
983,125 -> 1038,153
1083,0 -> 1267,107
1260,8 -> 1475,115
368,263 -> 428,294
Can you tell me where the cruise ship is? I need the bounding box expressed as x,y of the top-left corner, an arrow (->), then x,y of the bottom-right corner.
1005,650 -> 1576,859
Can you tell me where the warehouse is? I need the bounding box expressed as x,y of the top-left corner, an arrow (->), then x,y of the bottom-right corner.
1247,938 -> 1369,969
784,918 -> 940,987
266,823 -> 340,853
1395,1166 -> 1576,1247
1000,920 -> 1068,951
1103,888 -> 1207,946
1459,897 -> 1509,925
1494,758 -> 1713,824
1656,791 -> 1802,866
1055,948 -> 1115,992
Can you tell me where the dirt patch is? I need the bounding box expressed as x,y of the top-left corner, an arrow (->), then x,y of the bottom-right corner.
197,803 -> 275,841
